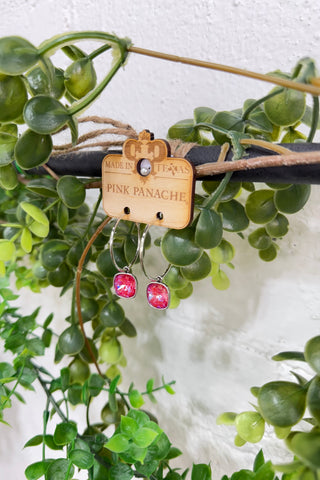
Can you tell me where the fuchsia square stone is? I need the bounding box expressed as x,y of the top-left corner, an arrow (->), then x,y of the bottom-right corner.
146,282 -> 170,310
113,273 -> 137,299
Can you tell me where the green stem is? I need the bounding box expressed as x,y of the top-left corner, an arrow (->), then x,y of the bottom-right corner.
42,400 -> 50,461
38,31 -> 127,56
88,44 -> 112,61
307,96 -> 319,142
82,190 -> 102,240
242,88 -> 284,120
43,198 -> 59,213
202,172 -> 233,209
33,363 -> 68,422
86,397 -> 91,429
1,361 -> 25,409
68,55 -> 124,116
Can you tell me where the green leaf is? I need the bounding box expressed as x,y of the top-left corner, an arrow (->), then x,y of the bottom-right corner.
161,227 -> 203,266
247,111 -> 273,133
0,74 -> 27,121
40,240 -> 70,271
127,409 -> 150,427
218,200 -> 249,232
21,227 -> 33,253
53,421 -> 77,446
304,336 -> 320,374
202,181 -> 241,202
28,219 -> 50,238
57,175 -> 86,209
25,460 -> 51,480
0,164 -> 18,190
235,411 -> 265,443
120,415 -> 139,436
0,131 -> 17,166
105,433 -> 130,453
46,458 -> 74,480
0,36 -> 39,74
99,337 -> 123,364
168,118 -> 196,142
258,381 -> 306,427
259,243 -> 277,262
109,464 -> 134,480
26,178 -> 58,198
24,435 -> 43,448
194,107 -> 216,124
253,449 -> 265,472
100,301 -> 125,327
245,190 -> 277,224
24,95 -> 71,134
286,431 -> 320,469
44,434 -> 64,450
264,87 -> 306,127
265,214 -> 289,237
57,202 -> 69,231
211,269 -> 230,290
58,325 -> 85,355
211,111 -> 244,144
209,239 -> 234,264
180,252 -> 212,282
129,389 -> 145,408
65,58 -> 97,100
274,184 -> 311,214
195,209 -> 223,249
272,351 -> 305,362
88,373 -> 105,397
109,374 -> 121,394
0,239 -> 15,261
216,412 -> 237,425
146,378 -> 154,393
166,447 -> 183,460
15,129 -> 52,169
248,228 -> 272,250
191,463 -> 212,480
306,376 -> 320,423
133,427 -> 158,448
21,202 -> 49,226
69,449 -> 94,469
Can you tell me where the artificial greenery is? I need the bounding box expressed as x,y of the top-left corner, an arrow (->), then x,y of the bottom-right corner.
0,30 -> 319,480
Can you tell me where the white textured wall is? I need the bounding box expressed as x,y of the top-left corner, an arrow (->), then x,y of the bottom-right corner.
1,1 -> 320,478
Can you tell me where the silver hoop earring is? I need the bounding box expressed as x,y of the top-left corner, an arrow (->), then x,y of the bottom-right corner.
109,218 -> 140,299
139,225 -> 171,310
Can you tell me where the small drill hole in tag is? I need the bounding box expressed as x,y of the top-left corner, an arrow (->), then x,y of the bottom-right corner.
156,212 -> 164,220
124,206 -> 130,214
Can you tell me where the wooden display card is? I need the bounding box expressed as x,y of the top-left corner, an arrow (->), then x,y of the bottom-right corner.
102,130 -> 195,229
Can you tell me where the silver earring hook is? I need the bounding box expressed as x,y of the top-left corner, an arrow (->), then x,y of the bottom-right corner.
139,224 -> 171,281
109,218 -> 140,272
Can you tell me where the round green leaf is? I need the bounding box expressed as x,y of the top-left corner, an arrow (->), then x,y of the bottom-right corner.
212,111 -> 245,144
202,180 -> 241,202
264,87 -> 306,127
100,301 -> 125,327
161,227 -> 202,266
175,281 -> 193,299
211,269 -> 230,290
57,175 -> 86,209
99,337 -> 123,364
195,209 -> 223,249
23,95 -> 70,134
21,227 -> 32,253
0,74 -> 27,122
40,240 -> 70,270
180,251 -> 211,281
0,164 -> 18,189
163,266 -> 189,290
96,247 -> 127,277
47,263 -> 72,287
25,461 -> 51,480
167,119 -> 196,142
65,58 -> 97,99
304,336 -> 320,374
0,36 -> 39,75
209,239 -> 234,264
218,199 -> 249,232
133,427 -> 158,448
274,184 -> 311,214
106,433 -> 130,453
0,131 -> 17,166
26,65 -> 65,98
286,431 -> 320,469
69,449 -> 94,469
58,325 -> 85,355
15,129 -> 52,169
129,389 -> 145,408
26,177 -> 58,198
258,381 -> 306,427
54,422 -> 77,446
265,213 -> 289,237
259,243 -> 277,262
0,239 -> 15,261
306,376 -> 320,424
248,228 -> 272,250
245,189 -> 277,224
20,201 -> 49,226
46,458 -> 74,480
235,411 -> 265,443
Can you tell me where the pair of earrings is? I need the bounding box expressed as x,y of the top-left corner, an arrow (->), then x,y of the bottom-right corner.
109,219 -> 171,310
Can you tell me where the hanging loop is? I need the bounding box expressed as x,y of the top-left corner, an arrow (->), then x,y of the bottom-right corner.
109,217 -> 140,272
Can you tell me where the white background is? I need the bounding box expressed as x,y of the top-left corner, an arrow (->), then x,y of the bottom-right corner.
1,0 -> 320,478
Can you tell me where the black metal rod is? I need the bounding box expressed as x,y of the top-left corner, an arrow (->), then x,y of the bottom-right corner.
26,143 -> 320,184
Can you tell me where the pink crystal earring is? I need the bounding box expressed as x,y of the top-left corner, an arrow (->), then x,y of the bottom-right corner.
139,225 -> 171,310
109,218 -> 140,299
